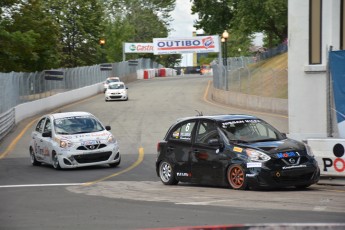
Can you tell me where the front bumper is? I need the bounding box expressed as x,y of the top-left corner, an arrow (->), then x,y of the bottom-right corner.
56,144 -> 120,168
105,93 -> 128,101
246,161 -> 320,189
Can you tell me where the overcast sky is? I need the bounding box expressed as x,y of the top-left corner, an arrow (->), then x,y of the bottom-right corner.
169,0 -> 200,37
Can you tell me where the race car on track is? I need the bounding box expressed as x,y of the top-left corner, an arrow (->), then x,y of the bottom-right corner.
29,111 -> 121,169
156,114 -> 320,190
103,76 -> 120,92
105,82 -> 128,101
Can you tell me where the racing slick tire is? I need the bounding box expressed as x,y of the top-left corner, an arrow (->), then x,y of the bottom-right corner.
52,151 -> 61,170
159,160 -> 178,185
227,164 -> 248,190
30,148 -> 41,166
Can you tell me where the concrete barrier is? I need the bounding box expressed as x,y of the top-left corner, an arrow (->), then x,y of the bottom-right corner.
210,86 -> 288,116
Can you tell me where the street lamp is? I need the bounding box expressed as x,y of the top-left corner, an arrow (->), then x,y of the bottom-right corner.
221,37 -> 226,65
99,38 -> 106,63
222,30 -> 229,67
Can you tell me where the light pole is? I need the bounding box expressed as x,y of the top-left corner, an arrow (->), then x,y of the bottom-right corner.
221,37 -> 226,66
222,30 -> 229,67
222,30 -> 229,90
99,38 -> 106,63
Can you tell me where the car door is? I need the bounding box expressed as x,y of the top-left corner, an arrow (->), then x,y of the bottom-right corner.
191,120 -> 224,185
41,117 -> 53,162
165,120 -> 196,182
31,117 -> 47,162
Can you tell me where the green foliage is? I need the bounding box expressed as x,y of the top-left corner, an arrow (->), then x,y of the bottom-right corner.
191,0 -> 288,49
0,0 -> 61,72
0,0 -> 176,72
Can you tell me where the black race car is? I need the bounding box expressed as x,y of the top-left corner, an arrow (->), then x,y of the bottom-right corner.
156,114 -> 320,190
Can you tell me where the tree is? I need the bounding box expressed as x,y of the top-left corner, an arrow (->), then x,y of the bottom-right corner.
0,0 -> 61,72
191,0 -> 288,48
46,0 -> 106,67
230,0 -> 287,47
191,0 -> 233,35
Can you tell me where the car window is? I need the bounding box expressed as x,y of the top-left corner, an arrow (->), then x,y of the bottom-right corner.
35,118 -> 46,133
54,116 -> 104,134
43,118 -> 51,133
170,122 -> 195,142
221,119 -> 280,142
195,121 -> 219,144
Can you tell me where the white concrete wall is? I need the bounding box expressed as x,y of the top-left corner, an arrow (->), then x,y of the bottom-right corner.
288,0 -> 341,141
15,83 -> 103,123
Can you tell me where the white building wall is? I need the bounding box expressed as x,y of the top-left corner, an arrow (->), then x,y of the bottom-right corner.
288,0 -> 341,141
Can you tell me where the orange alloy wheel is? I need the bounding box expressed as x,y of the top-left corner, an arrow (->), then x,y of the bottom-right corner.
227,165 -> 247,190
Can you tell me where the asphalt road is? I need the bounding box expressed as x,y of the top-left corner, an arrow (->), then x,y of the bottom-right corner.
0,75 -> 344,230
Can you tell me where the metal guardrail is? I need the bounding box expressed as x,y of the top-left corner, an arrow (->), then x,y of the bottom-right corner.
0,59 -> 162,142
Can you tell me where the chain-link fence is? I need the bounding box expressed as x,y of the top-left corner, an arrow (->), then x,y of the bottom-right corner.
0,58 -> 160,114
0,59 -> 161,141
212,54 -> 288,99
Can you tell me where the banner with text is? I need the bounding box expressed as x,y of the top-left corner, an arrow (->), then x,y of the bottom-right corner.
153,35 -> 220,55
124,43 -> 154,53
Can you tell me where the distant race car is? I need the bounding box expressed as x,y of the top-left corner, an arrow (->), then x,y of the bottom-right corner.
103,77 -> 120,92
156,114 -> 320,190
105,82 -> 128,101
29,111 -> 121,169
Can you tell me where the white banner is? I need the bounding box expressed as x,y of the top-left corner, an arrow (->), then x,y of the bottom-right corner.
153,35 -> 220,54
124,43 -> 154,53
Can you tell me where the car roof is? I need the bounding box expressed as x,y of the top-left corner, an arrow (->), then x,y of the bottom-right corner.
106,77 -> 120,80
49,111 -> 93,119
108,81 -> 125,86
176,114 -> 259,123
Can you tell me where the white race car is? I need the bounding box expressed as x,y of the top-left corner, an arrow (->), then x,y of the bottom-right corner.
105,82 -> 128,101
29,111 -> 121,169
103,77 -> 120,92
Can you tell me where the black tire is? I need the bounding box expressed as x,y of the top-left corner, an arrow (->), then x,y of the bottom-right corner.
109,156 -> 121,168
295,184 -> 312,189
30,148 -> 41,166
227,164 -> 248,190
52,152 -> 61,170
159,160 -> 178,185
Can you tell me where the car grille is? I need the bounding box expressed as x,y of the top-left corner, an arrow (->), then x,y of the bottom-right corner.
110,95 -> 122,99
77,144 -> 107,150
268,156 -> 309,168
74,151 -> 112,163
273,172 -> 314,183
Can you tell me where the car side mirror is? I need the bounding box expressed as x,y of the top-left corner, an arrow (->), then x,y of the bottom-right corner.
281,133 -> 287,139
126,87 -> 128,89
42,131 -> 52,138
208,138 -> 223,147
105,125 -> 111,131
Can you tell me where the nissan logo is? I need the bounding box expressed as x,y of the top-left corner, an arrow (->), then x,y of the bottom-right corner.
289,158 -> 296,164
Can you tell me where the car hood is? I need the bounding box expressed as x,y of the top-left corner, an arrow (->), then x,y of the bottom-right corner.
241,138 -> 306,155
57,130 -> 111,143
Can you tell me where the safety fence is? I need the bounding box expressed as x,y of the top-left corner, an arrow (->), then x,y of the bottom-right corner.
213,54 -> 288,99
0,58 -> 161,141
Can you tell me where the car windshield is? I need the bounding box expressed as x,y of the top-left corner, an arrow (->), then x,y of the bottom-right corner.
108,83 -> 124,89
219,119 -> 283,143
54,116 -> 104,134
106,79 -> 119,84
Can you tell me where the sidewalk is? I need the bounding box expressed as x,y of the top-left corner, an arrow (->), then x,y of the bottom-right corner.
318,176 -> 345,186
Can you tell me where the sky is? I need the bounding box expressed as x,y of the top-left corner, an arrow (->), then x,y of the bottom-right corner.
169,0 -> 200,66
169,0 -> 200,38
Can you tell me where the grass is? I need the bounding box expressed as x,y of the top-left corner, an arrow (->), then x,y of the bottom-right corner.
228,53 -> 288,99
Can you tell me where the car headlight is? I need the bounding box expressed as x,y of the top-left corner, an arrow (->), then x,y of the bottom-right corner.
305,144 -> 314,157
107,135 -> 116,144
246,148 -> 271,162
59,139 -> 72,148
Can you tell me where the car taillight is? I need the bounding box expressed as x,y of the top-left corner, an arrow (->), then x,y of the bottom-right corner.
157,143 -> 161,152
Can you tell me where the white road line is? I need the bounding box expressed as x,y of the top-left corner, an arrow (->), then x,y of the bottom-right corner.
0,183 -> 85,188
